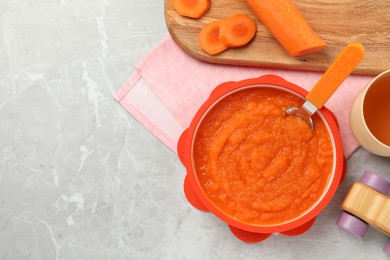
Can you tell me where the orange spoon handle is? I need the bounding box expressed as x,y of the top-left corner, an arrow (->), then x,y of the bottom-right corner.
306,42 -> 365,109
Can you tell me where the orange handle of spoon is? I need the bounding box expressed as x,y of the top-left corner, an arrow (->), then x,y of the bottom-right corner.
306,42 -> 365,109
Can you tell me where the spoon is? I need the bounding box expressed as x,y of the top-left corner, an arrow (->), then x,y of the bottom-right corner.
286,42 -> 365,131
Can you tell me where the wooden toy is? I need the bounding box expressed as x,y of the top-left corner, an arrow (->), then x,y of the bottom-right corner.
337,170 -> 390,255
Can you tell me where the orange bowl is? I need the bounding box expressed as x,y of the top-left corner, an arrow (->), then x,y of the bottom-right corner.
178,75 -> 346,242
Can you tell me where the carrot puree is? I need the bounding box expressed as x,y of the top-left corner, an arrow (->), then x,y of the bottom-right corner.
193,88 -> 334,225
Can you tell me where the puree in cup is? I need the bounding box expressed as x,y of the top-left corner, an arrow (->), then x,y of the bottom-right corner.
193,87 -> 334,225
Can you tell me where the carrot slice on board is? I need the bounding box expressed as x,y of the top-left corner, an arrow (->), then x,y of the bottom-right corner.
244,0 -> 326,56
219,14 -> 257,48
199,20 -> 229,55
172,0 -> 211,19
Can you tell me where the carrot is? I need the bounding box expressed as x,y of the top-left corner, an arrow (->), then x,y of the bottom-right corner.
172,0 -> 211,19
199,14 -> 257,55
244,0 -> 326,56
199,20 -> 228,55
219,14 -> 257,48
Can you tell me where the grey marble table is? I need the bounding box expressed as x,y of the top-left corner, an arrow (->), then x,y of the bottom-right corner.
1,1 -> 390,259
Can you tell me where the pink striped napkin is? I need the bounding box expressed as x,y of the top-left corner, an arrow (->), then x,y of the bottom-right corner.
114,35 -> 373,158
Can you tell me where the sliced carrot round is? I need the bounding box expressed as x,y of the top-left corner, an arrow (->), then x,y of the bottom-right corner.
172,0 -> 211,19
199,20 -> 228,55
219,14 -> 257,48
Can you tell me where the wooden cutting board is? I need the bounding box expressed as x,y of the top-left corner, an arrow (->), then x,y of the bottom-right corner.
164,0 -> 390,75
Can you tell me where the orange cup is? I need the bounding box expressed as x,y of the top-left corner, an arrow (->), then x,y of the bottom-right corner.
178,75 -> 346,242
